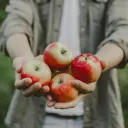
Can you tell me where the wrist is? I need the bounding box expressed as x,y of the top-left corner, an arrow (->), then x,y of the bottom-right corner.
24,55 -> 35,60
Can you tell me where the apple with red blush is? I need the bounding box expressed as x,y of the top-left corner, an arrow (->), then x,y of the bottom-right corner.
49,73 -> 78,102
71,54 -> 102,83
43,42 -> 73,69
21,59 -> 52,86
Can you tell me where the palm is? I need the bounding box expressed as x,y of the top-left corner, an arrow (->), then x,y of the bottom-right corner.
13,56 -> 50,97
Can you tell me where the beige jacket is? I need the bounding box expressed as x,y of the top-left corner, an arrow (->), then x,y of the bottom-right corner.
0,0 -> 128,128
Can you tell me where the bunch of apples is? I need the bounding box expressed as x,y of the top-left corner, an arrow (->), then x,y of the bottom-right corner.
21,42 -> 102,102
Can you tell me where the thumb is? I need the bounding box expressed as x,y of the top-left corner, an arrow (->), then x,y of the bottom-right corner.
100,59 -> 108,71
36,55 -> 44,61
13,57 -> 24,73
13,56 -> 35,73
72,80 -> 96,93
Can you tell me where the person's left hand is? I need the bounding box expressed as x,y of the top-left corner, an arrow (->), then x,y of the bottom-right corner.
47,80 -> 96,109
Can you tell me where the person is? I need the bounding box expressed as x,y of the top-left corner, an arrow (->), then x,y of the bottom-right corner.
0,0 -> 128,128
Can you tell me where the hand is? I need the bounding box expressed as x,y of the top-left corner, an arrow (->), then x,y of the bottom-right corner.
13,55 -> 50,97
46,54 -> 106,109
47,80 -> 96,109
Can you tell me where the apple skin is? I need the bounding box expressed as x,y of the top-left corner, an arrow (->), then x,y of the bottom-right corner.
49,73 -> 78,102
71,54 -> 102,84
21,59 -> 52,86
43,42 -> 73,69
21,73 -> 40,85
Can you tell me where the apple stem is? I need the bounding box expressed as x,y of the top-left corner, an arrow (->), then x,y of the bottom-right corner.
61,49 -> 67,54
35,66 -> 39,71
59,79 -> 63,84
35,61 -> 42,71
85,57 -> 88,60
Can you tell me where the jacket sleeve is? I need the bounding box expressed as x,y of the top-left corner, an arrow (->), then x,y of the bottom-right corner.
98,0 -> 128,68
0,0 -> 33,56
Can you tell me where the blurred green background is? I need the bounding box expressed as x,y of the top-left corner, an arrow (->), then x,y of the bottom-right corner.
0,0 -> 128,128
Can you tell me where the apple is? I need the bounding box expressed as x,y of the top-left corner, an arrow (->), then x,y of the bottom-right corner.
21,59 -> 52,86
71,54 -> 102,83
43,42 -> 73,69
49,73 -> 78,102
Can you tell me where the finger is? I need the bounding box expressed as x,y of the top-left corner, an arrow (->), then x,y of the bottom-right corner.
15,72 -> 32,89
13,57 -> 34,73
36,55 -> 44,61
15,71 -> 21,81
15,75 -> 32,89
47,101 -> 57,107
72,80 -> 96,93
22,83 -> 42,97
41,86 -> 50,94
46,93 -> 57,107
76,93 -> 88,102
34,86 -> 50,97
54,94 -> 87,109
45,93 -> 53,101
16,65 -> 22,73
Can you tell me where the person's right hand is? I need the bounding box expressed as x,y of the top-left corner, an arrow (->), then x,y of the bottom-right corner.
13,56 -> 51,98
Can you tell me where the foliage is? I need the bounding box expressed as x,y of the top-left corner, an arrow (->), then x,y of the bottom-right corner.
0,0 -> 8,25
0,53 -> 14,128
118,67 -> 128,128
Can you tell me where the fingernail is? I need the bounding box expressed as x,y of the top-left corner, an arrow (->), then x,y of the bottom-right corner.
43,86 -> 49,93
47,95 -> 52,101
35,83 -> 42,90
47,102 -> 52,107
26,79 -> 32,85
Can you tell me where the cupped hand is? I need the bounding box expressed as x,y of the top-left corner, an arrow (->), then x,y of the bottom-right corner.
13,55 -> 51,98
46,54 -> 107,109
47,80 -> 96,109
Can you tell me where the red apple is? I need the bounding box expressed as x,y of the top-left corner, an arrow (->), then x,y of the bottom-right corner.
43,42 -> 73,69
21,59 -> 52,86
49,73 -> 78,102
71,54 -> 102,83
